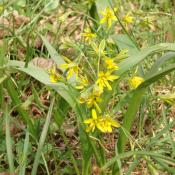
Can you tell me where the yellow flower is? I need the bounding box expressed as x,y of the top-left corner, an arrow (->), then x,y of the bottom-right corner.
49,67 -> 61,83
129,76 -> 144,89
96,71 -> 119,91
84,109 -> 103,132
84,110 -> 120,133
79,88 -> 102,113
100,7 -> 117,28
76,75 -> 89,90
104,58 -> 119,71
123,12 -> 134,24
82,28 -> 96,42
100,114 -> 120,133
60,62 -> 79,80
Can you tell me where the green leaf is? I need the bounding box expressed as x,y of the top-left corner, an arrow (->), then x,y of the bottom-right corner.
141,63 -> 175,88
7,60 -> 76,110
117,43 -> 175,76
40,35 -> 65,66
5,105 -> 15,174
147,52 -> 175,77
44,0 -> 59,13
112,34 -> 138,55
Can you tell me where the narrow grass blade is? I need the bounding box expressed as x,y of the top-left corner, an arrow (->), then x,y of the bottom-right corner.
19,130 -> 29,175
5,104 -> 15,174
125,157 -> 140,175
31,98 -> 55,175
102,150 -> 175,171
149,120 -> 175,146
41,153 -> 50,175
154,157 -> 175,174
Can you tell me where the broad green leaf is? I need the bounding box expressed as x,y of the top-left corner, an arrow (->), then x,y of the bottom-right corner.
7,60 -> 76,110
117,43 -> 175,76
40,35 -> 65,66
112,34 -> 138,55
141,63 -> 175,88
147,52 -> 175,77
44,0 -> 59,13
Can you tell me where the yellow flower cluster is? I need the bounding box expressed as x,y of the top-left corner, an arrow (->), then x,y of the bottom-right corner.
100,7 -> 117,28
123,12 -> 133,25
105,58 -> 119,70
76,75 -> 89,90
84,109 -> 120,133
99,7 -> 134,30
60,62 -> 79,80
48,67 -> 61,83
48,7 -> 128,133
48,57 -> 80,83
96,71 -> 119,91
129,76 -> 144,89
79,88 -> 102,113
82,28 -> 96,43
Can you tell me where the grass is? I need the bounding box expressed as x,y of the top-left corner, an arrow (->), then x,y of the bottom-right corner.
0,0 -> 175,174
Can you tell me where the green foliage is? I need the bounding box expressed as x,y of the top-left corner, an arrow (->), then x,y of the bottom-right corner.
1,0 -> 175,174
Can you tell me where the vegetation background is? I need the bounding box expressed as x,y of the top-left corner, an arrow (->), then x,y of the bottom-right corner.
0,0 -> 175,174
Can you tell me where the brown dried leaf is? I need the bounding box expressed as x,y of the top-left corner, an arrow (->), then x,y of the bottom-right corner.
166,32 -> 175,42
64,125 -> 75,137
34,33 -> 52,49
92,165 -> 101,175
0,17 -> 10,39
29,57 -> 55,70
12,11 -> 30,27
